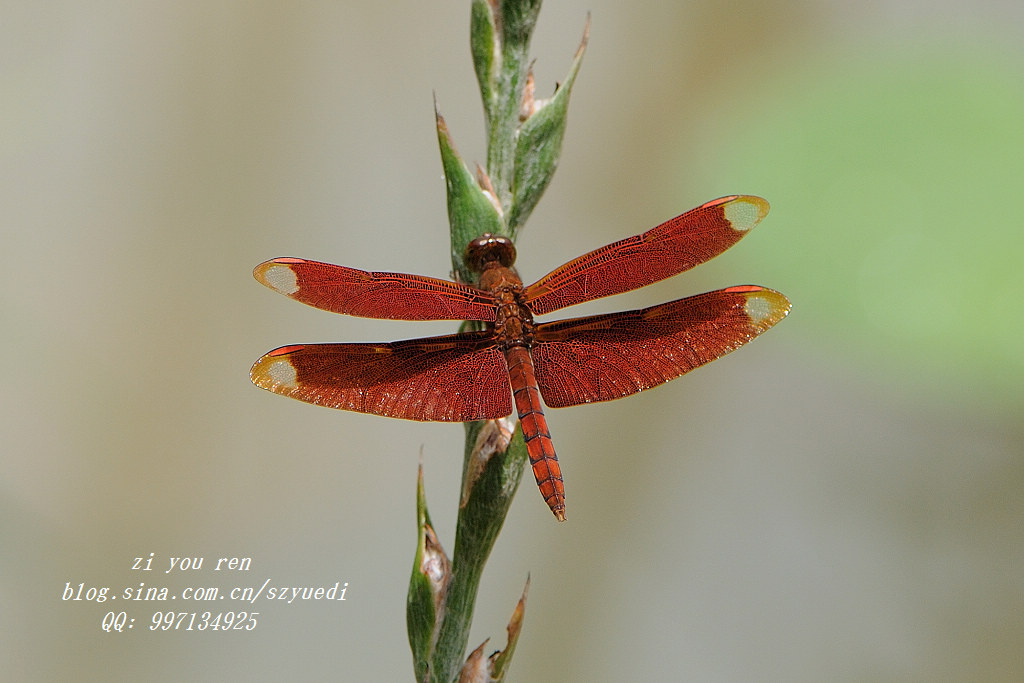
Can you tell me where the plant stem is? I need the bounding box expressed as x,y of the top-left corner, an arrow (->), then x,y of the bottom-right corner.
408,1 -> 586,679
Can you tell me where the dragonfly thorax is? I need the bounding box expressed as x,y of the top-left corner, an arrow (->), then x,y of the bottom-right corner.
492,288 -> 535,350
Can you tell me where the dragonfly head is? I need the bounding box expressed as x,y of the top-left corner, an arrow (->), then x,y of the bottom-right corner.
465,233 -> 517,273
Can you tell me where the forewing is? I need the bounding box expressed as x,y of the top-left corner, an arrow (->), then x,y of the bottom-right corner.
255,258 -> 497,321
250,331 -> 512,421
532,286 -> 790,407
524,196 -> 769,315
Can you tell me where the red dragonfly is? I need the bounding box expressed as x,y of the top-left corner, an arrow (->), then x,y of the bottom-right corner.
251,195 -> 790,520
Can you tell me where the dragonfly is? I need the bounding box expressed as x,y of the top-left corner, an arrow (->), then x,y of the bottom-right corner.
251,195 -> 790,521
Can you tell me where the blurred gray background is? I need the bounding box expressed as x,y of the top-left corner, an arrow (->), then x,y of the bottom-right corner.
4,1 -> 1023,680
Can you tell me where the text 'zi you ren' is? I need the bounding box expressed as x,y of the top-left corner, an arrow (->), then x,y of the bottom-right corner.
132,553 -> 253,573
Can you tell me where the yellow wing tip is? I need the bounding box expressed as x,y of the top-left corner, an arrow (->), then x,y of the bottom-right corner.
253,260 -> 300,295
723,195 -> 770,232
250,351 -> 300,391
739,287 -> 791,327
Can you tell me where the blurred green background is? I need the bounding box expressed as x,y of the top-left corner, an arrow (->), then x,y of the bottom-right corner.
4,1 -> 1022,680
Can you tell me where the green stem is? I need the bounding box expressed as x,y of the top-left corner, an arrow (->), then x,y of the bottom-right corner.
430,423 -> 526,682
409,1 -> 585,679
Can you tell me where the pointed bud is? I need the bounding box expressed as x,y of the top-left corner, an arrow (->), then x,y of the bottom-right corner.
407,463 -> 450,680
489,575 -> 529,681
436,103 -> 506,282
508,16 -> 589,233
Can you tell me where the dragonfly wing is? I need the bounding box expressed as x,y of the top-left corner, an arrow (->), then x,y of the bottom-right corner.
251,331 -> 512,421
532,286 -> 790,408
524,196 -> 769,315
255,258 -> 497,321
